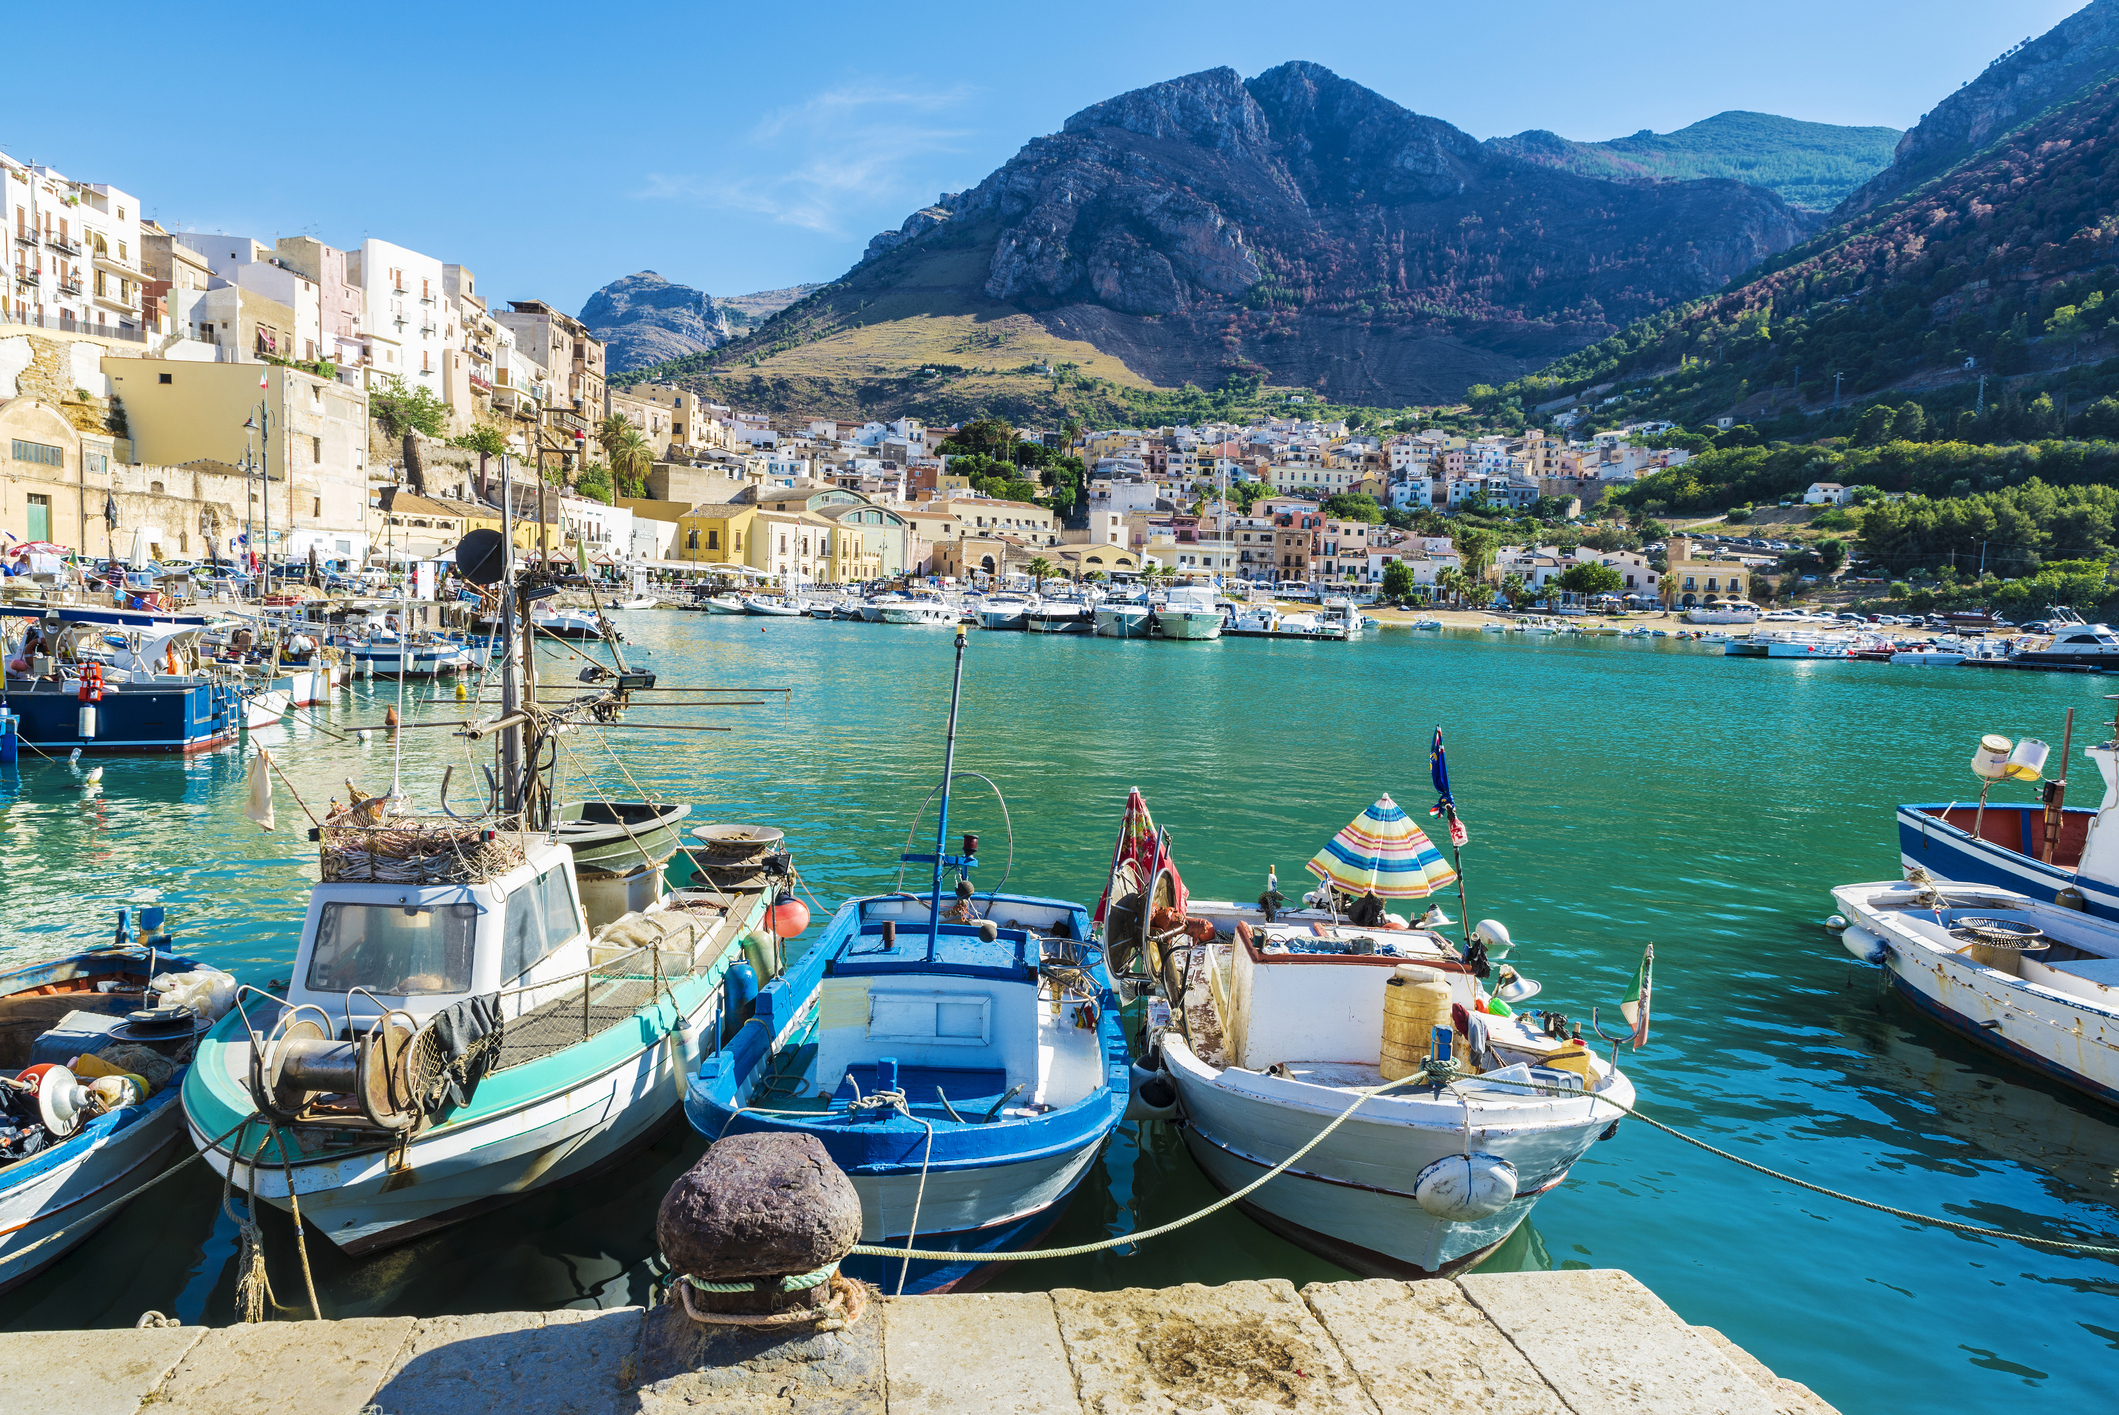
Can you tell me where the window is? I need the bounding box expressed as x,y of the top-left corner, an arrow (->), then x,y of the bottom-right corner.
734,531 -> 742,552
311,436 -> 322,463
706,529 -> 719,550
313,497 -> 322,518
307,901 -> 478,996
686,529 -> 698,550
149,480 -> 164,494
500,867 -> 581,981
11,439 -> 62,467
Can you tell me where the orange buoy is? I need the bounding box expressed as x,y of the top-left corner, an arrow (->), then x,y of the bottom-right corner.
766,896 -> 809,936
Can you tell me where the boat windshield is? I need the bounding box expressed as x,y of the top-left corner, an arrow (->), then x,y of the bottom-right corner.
307,901 -> 478,996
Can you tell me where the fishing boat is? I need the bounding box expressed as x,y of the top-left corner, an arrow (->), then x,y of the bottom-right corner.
1833,875 -> 2119,1107
2,621 -> 239,753
683,627 -> 1128,1294
1155,585 -> 1223,641
343,628 -> 470,679
180,512 -> 779,1253
0,910 -> 233,1291
1110,785 -> 1633,1278
1893,715 -> 2119,917
554,800 -> 694,876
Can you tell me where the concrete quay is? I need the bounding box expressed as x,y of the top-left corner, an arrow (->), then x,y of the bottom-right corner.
0,1269 -> 1834,1415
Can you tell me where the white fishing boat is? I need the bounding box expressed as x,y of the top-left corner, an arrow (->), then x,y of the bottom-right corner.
181,830 -> 771,1251
1156,585 -> 1223,641
1108,791 -> 1633,1278
240,685 -> 290,731
1834,876 -> 2119,1108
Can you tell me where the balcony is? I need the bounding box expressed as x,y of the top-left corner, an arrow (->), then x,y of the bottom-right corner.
44,231 -> 81,257
13,269 -> 37,288
57,277 -> 83,297
468,373 -> 492,393
92,248 -> 137,275
12,229 -> 36,247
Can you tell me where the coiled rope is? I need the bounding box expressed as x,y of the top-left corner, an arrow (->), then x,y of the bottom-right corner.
680,1261 -> 838,1294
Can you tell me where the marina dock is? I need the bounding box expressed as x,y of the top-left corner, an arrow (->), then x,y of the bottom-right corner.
5,1269 -> 1831,1414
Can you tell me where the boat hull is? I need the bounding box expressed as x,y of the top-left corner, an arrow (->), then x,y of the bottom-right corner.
1024,613 -> 1092,634
1094,608 -> 1153,639
1164,1039 -> 1618,1278
1896,803 -> 2115,918
977,610 -> 1027,631
4,680 -> 236,752
0,1089 -> 189,1293
1158,611 -> 1223,641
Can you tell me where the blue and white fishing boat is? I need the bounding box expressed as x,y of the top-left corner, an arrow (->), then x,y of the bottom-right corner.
3,622 -> 239,753
1895,717 -> 2118,919
683,626 -> 1130,1294
0,910 -> 231,1291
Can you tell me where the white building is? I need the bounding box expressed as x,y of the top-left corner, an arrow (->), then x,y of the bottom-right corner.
4,152 -> 145,342
559,495 -> 634,561
175,234 -> 326,365
346,238 -> 449,392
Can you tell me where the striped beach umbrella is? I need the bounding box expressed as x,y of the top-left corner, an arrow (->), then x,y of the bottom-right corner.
1306,794 -> 1457,899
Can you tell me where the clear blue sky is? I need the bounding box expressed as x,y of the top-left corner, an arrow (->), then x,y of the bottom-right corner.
1,1 -> 2086,313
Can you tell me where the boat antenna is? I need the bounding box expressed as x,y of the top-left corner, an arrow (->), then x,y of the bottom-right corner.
915,625 -> 972,960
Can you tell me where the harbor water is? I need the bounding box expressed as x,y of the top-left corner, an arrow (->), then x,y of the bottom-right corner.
0,613 -> 2113,1412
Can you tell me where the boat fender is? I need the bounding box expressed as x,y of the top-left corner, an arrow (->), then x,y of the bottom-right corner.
1124,1074 -> 1179,1123
2054,886 -> 2089,913
1840,925 -> 1889,966
673,1016 -> 704,1072
1823,915 -> 1849,934
722,962 -> 759,1047
1413,1152 -> 1519,1221
1598,1119 -> 1621,1143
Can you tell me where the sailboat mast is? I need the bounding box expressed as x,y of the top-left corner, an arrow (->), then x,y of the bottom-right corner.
927,625 -> 968,957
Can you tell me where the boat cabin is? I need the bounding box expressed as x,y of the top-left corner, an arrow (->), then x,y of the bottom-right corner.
1209,923 -> 1472,1071
782,894 -> 1104,1116
284,835 -> 591,1033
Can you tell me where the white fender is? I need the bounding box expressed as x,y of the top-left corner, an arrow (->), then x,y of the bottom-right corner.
1414,1152 -> 1518,1220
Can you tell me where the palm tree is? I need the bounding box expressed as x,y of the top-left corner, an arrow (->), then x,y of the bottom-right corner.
596,416 -> 653,502
1027,555 -> 1054,590
1434,566 -> 1463,608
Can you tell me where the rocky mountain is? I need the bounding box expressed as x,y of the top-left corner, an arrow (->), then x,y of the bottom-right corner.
714,284 -> 823,330
580,272 -> 729,373
1518,57 -> 2119,425
1836,0 -> 2119,219
1485,111 -> 1901,213
680,62 -> 1813,409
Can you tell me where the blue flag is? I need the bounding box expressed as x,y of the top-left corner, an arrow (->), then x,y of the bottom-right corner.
1429,728 -> 1469,847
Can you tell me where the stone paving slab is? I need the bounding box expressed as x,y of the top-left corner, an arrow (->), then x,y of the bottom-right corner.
1052,1279 -> 1378,1415
1694,1327 -> 1837,1415
630,1295 -> 883,1414
1461,1270 -> 1780,1415
882,1291 -> 1078,1415
0,1325 -> 203,1415
1303,1278 -> 1559,1415
370,1306 -> 644,1415
152,1315 -> 417,1415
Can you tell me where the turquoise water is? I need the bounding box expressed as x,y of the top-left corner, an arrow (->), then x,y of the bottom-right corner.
1,614 -> 2115,1411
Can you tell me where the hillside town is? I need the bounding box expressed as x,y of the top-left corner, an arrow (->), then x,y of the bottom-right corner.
5,144 -> 1724,605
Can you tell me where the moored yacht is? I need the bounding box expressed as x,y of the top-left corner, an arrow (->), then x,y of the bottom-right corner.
1156,584 -> 1224,641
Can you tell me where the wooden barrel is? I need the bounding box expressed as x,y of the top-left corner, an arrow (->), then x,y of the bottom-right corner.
1381,965 -> 1452,1080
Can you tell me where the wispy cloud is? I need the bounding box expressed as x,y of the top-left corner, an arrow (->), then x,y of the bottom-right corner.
637,82 -> 979,237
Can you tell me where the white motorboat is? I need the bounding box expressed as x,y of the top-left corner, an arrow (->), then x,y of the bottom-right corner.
1094,594 -> 1155,639
976,592 -> 1039,631
1320,598 -> 1365,638
879,600 -> 960,627
1156,585 -> 1223,641
2008,610 -> 2119,669
1834,876 -> 2119,1108
1727,630 -> 1851,659
343,630 -> 469,679
1414,619 -> 1445,631
1891,645 -> 1968,666
1024,598 -> 1095,634
741,596 -> 804,618
613,596 -> 659,611
858,593 -> 907,623
530,605 -> 619,641
1275,611 -> 1349,641
704,594 -> 747,615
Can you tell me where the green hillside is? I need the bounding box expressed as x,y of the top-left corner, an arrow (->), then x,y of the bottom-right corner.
1486,111 -> 1903,212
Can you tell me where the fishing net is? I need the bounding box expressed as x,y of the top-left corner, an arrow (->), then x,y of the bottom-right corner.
317,809 -> 526,885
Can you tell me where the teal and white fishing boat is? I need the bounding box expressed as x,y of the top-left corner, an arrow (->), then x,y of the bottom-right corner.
180,503 -> 782,1252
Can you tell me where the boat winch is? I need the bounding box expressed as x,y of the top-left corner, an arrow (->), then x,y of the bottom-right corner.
248,1005 -> 424,1131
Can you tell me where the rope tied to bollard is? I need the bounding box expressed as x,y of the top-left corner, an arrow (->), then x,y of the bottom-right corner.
670,1270 -> 868,1333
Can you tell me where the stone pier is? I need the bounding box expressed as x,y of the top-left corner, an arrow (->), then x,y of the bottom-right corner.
0,1269 -> 1834,1415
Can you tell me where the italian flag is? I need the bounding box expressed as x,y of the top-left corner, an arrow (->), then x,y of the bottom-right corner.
1620,943 -> 1654,1048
